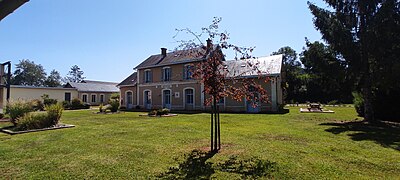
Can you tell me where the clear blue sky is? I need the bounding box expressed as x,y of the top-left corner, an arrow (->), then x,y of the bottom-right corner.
0,0 -> 327,83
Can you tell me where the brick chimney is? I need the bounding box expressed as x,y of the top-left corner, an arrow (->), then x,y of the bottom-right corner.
161,48 -> 167,57
206,39 -> 213,50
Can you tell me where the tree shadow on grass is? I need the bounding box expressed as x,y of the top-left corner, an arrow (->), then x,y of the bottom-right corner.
320,120 -> 400,151
157,149 -> 277,179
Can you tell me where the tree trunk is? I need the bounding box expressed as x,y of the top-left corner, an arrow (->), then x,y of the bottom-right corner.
362,84 -> 375,123
210,105 -> 214,151
359,9 -> 375,123
217,105 -> 221,150
210,97 -> 221,152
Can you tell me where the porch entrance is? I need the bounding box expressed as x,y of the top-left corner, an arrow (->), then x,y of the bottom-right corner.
162,90 -> 171,109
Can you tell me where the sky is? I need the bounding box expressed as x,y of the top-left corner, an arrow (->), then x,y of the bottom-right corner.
0,0 -> 328,83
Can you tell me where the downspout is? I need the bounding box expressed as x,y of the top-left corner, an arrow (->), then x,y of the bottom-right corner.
136,70 -> 140,107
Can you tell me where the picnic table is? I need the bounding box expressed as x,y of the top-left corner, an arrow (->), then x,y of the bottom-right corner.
308,103 -> 322,111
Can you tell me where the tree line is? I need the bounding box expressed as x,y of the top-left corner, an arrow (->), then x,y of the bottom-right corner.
10,59 -> 86,87
273,40 -> 352,105
281,0 -> 399,122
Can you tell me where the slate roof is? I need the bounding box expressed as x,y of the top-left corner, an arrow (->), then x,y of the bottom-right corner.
11,85 -> 75,90
81,80 -> 118,85
134,47 -> 207,69
66,80 -> 119,93
117,72 -> 137,87
224,54 -> 283,77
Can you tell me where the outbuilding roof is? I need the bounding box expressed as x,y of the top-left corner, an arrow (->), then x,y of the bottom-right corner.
65,80 -> 119,93
224,54 -> 283,77
117,72 -> 137,87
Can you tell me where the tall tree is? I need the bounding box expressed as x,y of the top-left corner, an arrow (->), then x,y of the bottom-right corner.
175,17 -> 269,152
308,0 -> 400,122
11,59 -> 47,86
300,40 -> 351,103
66,65 -> 85,83
271,46 -> 302,103
44,69 -> 62,87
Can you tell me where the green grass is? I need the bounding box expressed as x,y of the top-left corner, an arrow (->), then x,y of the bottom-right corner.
0,107 -> 399,179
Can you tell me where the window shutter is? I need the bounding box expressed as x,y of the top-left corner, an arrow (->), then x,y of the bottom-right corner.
183,65 -> 186,80
150,71 -> 153,82
168,68 -> 171,81
143,71 -> 146,83
161,69 -> 164,81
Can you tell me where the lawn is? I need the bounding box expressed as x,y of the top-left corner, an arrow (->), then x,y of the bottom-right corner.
0,107 -> 399,179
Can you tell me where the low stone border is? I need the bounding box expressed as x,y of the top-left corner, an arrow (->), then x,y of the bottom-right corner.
139,114 -> 178,117
1,124 -> 75,135
299,108 -> 334,113
0,118 -> 10,122
92,111 -> 124,115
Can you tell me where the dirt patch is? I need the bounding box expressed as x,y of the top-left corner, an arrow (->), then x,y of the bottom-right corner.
260,134 -> 309,144
139,114 -> 178,117
192,143 -> 240,155
93,112 -> 124,115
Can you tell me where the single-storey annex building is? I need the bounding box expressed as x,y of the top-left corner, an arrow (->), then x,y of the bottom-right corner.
0,80 -> 119,110
63,80 -> 119,105
118,47 -> 283,113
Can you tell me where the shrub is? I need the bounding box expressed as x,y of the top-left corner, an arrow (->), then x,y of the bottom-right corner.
71,98 -> 83,109
62,101 -> 71,109
16,113 -> 47,131
82,103 -> 91,109
110,93 -> 120,101
0,113 -> 4,119
277,103 -> 285,111
45,103 -> 63,126
109,99 -> 119,112
41,94 -> 57,106
70,98 -> 89,110
44,98 -> 58,106
5,100 -> 33,126
31,99 -> 45,111
16,104 -> 64,131
157,108 -> 170,115
352,92 -> 364,117
148,110 -> 157,116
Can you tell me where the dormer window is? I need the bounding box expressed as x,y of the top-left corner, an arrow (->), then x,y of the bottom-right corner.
162,67 -> 171,81
184,64 -> 194,80
144,69 -> 152,83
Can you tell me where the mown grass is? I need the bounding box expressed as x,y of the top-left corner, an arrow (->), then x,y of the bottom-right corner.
0,107 -> 399,179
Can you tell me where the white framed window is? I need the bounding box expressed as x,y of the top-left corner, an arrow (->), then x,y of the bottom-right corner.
143,90 -> 152,109
91,94 -> 96,103
218,97 -> 225,104
144,69 -> 152,83
64,92 -> 71,102
183,64 -> 194,80
82,94 -> 88,103
162,67 -> 171,81
100,94 -> 105,103
162,89 -> 171,107
126,91 -> 133,105
185,88 -> 194,104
